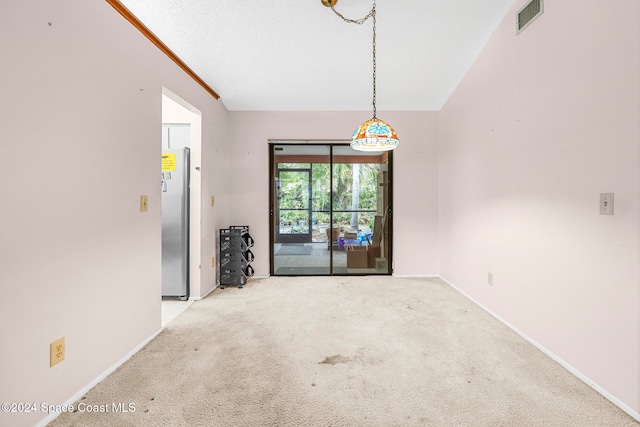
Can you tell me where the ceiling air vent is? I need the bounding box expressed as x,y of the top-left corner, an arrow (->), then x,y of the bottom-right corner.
517,0 -> 543,34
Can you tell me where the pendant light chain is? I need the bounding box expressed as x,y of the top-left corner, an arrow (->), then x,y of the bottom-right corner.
329,2 -> 375,25
331,1 -> 377,118
327,0 -> 398,151
372,3 -> 376,119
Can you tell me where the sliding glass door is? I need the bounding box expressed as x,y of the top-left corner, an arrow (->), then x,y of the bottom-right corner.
270,142 -> 392,276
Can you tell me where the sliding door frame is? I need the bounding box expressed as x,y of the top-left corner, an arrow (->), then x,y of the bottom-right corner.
269,140 -> 393,276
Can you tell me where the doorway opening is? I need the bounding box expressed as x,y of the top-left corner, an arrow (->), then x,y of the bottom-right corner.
161,89 -> 202,323
269,142 -> 393,276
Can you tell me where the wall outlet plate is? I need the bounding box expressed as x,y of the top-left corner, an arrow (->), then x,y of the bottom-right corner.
599,193 -> 614,215
211,196 -> 215,207
488,272 -> 494,286
140,195 -> 148,212
50,337 -> 65,367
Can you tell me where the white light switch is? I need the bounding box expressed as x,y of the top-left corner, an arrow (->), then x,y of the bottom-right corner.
600,193 -> 614,215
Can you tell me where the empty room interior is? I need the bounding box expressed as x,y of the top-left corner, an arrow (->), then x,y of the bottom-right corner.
1,0 -> 639,426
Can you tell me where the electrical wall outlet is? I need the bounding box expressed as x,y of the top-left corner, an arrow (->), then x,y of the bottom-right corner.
211,196 -> 215,207
599,193 -> 614,215
50,337 -> 65,367
140,195 -> 148,212
211,257 -> 216,267
488,272 -> 494,286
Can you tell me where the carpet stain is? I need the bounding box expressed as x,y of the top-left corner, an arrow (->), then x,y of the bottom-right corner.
319,354 -> 350,365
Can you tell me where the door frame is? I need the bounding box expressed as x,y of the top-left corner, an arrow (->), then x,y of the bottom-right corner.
269,141 -> 393,276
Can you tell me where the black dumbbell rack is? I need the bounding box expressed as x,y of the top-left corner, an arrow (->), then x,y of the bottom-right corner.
219,226 -> 254,289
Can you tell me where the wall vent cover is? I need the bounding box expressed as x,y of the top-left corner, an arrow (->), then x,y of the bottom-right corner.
517,0 -> 543,34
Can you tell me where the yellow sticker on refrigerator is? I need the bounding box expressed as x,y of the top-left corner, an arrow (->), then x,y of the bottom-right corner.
162,153 -> 176,171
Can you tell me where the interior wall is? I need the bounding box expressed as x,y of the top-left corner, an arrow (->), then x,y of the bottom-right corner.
228,111 -> 439,277
199,95 -> 230,295
438,0 -> 639,415
0,2 -> 228,426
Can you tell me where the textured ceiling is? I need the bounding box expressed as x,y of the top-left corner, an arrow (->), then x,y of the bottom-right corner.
119,0 -> 516,111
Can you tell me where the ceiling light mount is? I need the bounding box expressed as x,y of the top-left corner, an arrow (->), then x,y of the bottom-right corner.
324,0 -> 398,151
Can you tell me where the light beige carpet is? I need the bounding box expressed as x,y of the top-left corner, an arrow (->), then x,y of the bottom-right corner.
49,276 -> 638,426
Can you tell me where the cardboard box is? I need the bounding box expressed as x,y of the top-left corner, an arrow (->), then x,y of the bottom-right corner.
367,246 -> 381,268
347,246 -> 368,268
326,227 -> 340,242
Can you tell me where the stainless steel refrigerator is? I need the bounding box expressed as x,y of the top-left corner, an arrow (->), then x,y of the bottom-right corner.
161,147 -> 190,298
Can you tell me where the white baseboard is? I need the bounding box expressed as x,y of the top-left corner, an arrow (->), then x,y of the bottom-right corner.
189,286 -> 215,301
185,277 -> 272,300
438,275 -> 640,423
392,274 -> 440,278
36,328 -> 163,427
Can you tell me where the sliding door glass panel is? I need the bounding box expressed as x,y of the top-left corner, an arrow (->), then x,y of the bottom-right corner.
331,145 -> 390,274
272,145 -> 331,275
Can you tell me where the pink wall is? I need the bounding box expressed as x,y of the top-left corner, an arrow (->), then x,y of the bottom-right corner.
228,111 -> 439,276
0,2 -> 228,426
439,0 -> 639,414
199,98 -> 231,296
2,0 -> 636,424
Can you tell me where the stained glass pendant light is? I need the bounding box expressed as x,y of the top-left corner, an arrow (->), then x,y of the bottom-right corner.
323,0 -> 399,151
